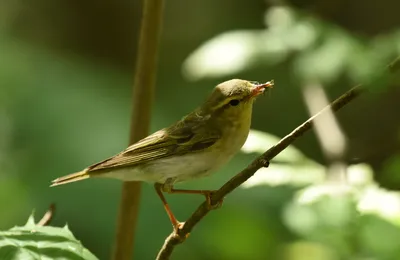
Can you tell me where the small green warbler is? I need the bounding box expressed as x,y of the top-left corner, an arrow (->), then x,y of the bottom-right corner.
51,79 -> 274,229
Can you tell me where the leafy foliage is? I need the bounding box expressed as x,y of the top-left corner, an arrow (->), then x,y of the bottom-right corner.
0,215 -> 97,260
1,1 -> 400,259
241,130 -> 325,187
241,129 -> 400,260
183,5 -> 400,89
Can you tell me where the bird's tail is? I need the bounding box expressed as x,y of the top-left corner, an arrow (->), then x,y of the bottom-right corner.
50,170 -> 90,187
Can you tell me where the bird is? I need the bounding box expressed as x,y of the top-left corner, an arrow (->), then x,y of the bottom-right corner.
51,79 -> 274,230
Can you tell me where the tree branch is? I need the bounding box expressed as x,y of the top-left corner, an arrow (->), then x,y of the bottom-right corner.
157,55 -> 400,260
156,85 -> 361,259
113,0 -> 164,259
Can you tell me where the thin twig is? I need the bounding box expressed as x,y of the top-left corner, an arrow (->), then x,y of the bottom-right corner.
157,56 -> 400,260
37,203 -> 56,226
113,0 -> 164,259
156,85 -> 361,259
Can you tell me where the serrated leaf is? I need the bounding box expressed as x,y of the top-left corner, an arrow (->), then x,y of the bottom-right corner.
0,215 -> 98,260
24,214 -> 36,229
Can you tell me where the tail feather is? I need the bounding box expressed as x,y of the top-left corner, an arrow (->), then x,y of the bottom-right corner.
50,170 -> 90,187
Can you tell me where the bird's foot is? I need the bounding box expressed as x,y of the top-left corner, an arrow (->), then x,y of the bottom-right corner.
204,191 -> 224,210
172,221 -> 190,240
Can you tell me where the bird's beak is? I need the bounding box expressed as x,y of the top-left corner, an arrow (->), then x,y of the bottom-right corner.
251,80 -> 274,97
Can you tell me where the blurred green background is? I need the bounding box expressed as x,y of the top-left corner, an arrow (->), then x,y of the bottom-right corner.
1,0 -> 400,259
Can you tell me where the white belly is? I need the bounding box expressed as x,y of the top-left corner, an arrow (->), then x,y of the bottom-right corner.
100,147 -> 233,183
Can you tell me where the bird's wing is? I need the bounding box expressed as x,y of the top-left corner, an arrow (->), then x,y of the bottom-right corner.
86,116 -> 220,173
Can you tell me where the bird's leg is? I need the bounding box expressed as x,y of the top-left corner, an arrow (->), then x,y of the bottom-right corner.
154,183 -> 183,232
161,183 -> 224,210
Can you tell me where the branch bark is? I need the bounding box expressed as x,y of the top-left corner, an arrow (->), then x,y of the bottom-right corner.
156,55 -> 400,259
113,0 -> 164,259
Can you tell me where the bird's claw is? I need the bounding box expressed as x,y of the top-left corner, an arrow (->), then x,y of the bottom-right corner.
204,191 -> 224,210
173,221 -> 190,240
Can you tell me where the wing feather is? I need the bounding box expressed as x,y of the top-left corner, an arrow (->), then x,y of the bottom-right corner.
86,115 -> 220,173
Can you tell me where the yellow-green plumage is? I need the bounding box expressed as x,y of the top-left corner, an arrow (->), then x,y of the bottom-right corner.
51,79 -> 273,187
50,171 -> 89,186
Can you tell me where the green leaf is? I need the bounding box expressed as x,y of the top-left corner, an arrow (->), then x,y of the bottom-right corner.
242,129 -> 312,163
282,165 -> 400,258
282,241 -> 339,260
0,214 -> 98,260
294,29 -> 353,84
241,129 -> 325,187
359,214 -> 400,256
182,6 -> 318,81
182,30 -> 268,80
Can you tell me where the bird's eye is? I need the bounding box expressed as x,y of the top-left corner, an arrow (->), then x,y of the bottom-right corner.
229,99 -> 240,106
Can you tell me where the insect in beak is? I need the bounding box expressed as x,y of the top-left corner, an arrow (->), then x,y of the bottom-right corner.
251,80 -> 274,97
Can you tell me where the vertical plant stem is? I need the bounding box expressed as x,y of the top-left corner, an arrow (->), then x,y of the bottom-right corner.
112,0 -> 164,259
